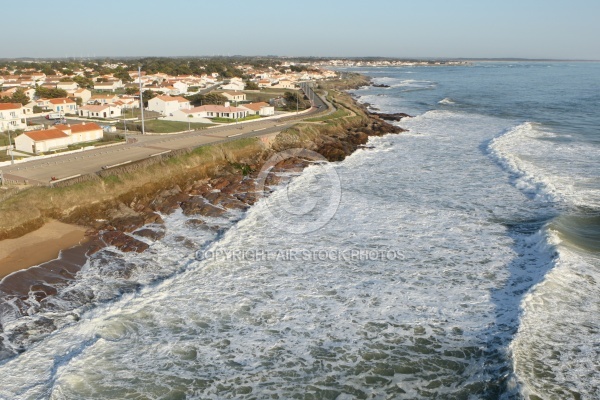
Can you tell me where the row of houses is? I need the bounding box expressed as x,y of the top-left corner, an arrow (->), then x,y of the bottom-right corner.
148,95 -> 275,122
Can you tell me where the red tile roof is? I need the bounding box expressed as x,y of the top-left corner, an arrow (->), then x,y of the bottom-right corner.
70,122 -> 102,133
48,97 -> 76,105
25,129 -> 69,141
0,103 -> 22,110
242,102 -> 271,111
155,95 -> 189,103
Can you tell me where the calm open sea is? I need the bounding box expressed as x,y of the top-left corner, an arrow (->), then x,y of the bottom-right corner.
0,62 -> 598,399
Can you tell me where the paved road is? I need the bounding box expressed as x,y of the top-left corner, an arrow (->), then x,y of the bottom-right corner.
2,85 -> 328,185
2,120 -> 293,184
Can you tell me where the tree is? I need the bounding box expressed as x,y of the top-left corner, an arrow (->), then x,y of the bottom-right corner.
73,75 -> 94,89
11,89 -> 29,105
35,86 -> 68,99
186,92 -> 227,106
283,91 -> 309,111
0,89 -> 29,105
141,89 -> 157,107
245,81 -> 259,90
125,87 -> 139,96
114,69 -> 133,83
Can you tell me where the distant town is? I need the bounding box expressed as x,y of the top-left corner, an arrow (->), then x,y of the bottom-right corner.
0,57 -> 464,161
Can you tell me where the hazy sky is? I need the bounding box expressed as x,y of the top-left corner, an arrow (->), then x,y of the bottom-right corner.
2,0 -> 599,59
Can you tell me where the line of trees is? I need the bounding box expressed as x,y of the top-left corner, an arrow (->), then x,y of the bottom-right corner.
0,88 -> 29,105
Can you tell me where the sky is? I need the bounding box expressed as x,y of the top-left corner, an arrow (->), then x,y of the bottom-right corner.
2,0 -> 599,60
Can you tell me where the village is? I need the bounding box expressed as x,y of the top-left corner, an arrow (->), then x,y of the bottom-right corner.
0,59 -> 337,159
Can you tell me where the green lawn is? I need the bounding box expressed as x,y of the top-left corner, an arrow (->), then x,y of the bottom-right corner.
125,120 -> 215,133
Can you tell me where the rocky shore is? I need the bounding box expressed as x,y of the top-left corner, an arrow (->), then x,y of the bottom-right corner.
0,82 -> 406,358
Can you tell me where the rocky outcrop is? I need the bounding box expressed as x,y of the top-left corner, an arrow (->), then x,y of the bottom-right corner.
99,231 -> 149,253
368,112 -> 412,122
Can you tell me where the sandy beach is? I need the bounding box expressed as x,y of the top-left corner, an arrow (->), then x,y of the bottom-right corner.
0,220 -> 88,280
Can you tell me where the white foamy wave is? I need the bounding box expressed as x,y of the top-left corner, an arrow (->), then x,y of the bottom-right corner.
489,122 -> 600,209
0,109 -> 551,399
371,77 -> 437,91
438,97 -> 456,105
511,230 -> 600,399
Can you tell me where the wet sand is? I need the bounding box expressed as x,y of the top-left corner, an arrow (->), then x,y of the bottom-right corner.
0,221 -> 88,280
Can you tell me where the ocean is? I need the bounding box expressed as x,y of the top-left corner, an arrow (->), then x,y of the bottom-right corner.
0,62 -> 599,399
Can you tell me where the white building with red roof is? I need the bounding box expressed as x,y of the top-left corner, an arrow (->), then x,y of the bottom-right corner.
240,102 -> 275,116
171,103 -> 248,122
79,104 -> 122,119
0,103 -> 27,131
47,98 -> 78,115
14,122 -> 103,154
147,95 -> 191,116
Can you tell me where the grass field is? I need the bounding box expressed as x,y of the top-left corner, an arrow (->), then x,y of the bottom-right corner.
124,120 -> 215,133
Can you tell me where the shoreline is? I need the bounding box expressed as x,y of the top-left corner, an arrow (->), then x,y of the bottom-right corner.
0,75 -> 408,353
0,220 -> 89,280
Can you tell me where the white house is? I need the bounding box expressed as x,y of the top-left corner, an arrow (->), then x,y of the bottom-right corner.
0,103 -> 27,132
240,102 -> 275,116
272,79 -> 296,89
88,94 -> 120,105
14,122 -> 104,154
48,98 -> 78,115
15,128 -> 71,153
94,80 -> 123,92
147,95 -> 190,116
56,81 -> 79,91
172,81 -> 189,94
220,78 -> 245,91
257,79 -> 272,88
171,103 -> 248,121
221,91 -> 246,103
72,88 -> 92,104
79,104 -> 122,119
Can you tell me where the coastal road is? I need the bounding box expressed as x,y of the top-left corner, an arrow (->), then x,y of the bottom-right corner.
1,119 -> 295,184
1,84 -> 329,185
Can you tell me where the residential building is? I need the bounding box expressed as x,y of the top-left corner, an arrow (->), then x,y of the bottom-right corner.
0,103 -> 27,132
48,98 -> 78,115
273,79 -> 296,89
14,122 -> 103,154
72,88 -> 92,104
147,95 -> 190,116
221,78 -> 245,91
171,103 -> 248,121
79,104 -> 122,119
56,81 -> 79,91
94,80 -> 123,92
240,102 -> 275,116
221,91 -> 246,103
89,94 -> 119,105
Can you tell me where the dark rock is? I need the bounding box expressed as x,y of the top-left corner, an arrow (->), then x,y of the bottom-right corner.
180,198 -> 226,217
369,112 -> 412,121
371,83 -> 390,88
150,186 -> 190,214
134,228 -> 165,241
101,231 -> 149,253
